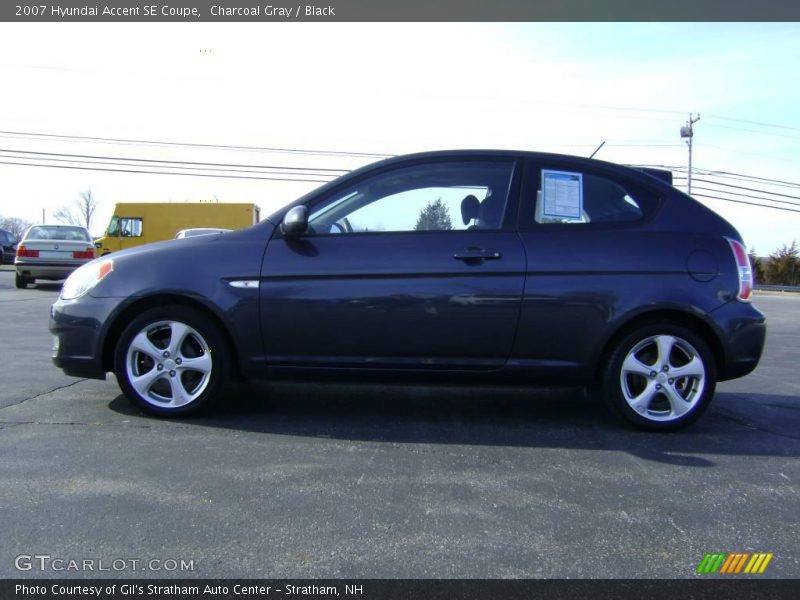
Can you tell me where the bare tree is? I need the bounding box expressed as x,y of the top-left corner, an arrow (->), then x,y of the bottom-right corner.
53,189 -> 99,229
0,216 -> 33,239
52,206 -> 80,226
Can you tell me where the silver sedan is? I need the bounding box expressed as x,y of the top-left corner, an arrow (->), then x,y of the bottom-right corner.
15,224 -> 96,289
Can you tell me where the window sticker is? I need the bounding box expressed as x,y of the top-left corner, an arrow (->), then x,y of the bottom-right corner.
541,170 -> 583,221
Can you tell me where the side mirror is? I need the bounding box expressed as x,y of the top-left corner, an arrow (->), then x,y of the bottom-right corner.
280,206 -> 309,238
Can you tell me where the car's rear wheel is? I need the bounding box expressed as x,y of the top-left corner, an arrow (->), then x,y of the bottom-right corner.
15,273 -> 28,289
603,323 -> 716,431
114,305 -> 230,417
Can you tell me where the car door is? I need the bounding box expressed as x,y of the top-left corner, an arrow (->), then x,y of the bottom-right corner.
512,158 -> 663,381
260,157 -> 526,371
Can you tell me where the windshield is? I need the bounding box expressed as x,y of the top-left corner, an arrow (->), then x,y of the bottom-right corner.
27,225 -> 90,241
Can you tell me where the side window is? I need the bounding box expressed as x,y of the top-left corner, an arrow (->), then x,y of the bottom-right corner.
119,218 -> 143,237
107,217 -> 120,237
533,168 -> 643,225
307,161 -> 514,235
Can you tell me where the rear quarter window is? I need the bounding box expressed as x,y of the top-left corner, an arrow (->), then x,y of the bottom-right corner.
522,162 -> 659,228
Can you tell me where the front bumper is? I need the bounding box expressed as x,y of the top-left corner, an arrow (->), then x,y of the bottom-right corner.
50,294 -> 125,380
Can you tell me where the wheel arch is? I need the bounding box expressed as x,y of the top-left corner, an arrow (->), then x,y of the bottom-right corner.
101,293 -> 242,378
592,308 -> 726,387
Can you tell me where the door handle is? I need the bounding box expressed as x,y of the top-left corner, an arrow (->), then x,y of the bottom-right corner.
453,249 -> 502,261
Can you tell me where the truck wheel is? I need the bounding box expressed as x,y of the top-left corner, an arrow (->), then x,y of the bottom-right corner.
603,322 -> 716,431
114,305 -> 230,417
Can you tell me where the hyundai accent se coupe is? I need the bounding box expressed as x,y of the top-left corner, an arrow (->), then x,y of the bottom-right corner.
50,151 -> 765,430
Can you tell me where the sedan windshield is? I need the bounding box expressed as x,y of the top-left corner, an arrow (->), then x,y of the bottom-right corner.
27,226 -> 91,242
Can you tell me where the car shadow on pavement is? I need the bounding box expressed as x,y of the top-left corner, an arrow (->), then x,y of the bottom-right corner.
28,282 -> 62,292
107,381 -> 800,467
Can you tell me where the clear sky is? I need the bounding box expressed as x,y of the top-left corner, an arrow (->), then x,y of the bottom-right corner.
0,22 -> 798,255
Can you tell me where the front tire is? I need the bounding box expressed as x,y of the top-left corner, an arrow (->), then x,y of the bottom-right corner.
113,305 -> 230,417
603,322 -> 716,431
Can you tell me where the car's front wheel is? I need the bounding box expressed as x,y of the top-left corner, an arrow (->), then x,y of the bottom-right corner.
114,305 -> 230,417
603,323 -> 716,431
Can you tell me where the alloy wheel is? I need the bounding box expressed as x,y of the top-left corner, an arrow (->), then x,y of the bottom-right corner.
619,334 -> 706,422
125,320 -> 213,408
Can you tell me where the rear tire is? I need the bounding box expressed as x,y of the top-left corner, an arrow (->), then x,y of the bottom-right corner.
603,322 -> 716,431
113,305 -> 230,417
15,273 -> 28,289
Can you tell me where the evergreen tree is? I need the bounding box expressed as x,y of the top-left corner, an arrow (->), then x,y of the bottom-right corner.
748,247 -> 765,284
414,198 -> 453,231
764,240 -> 799,286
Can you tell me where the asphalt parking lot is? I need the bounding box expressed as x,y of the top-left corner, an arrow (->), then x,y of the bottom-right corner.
0,267 -> 798,579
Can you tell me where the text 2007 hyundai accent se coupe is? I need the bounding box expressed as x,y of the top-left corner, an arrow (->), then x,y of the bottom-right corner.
50,151 -> 765,430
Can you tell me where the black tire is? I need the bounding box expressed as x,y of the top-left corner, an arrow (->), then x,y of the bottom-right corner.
15,273 -> 28,289
602,322 -> 717,431
113,305 -> 230,417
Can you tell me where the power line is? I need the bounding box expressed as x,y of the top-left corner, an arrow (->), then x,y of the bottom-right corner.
635,163 -> 800,189
697,171 -> 800,190
691,193 -> 800,214
0,153 -> 338,179
702,122 -> 800,141
0,159 -> 333,183
671,177 -> 800,204
678,184 -> 800,208
0,129 -> 395,159
605,143 -> 683,147
676,169 -> 800,190
699,143 -> 800,165
704,113 -> 800,133
0,148 -> 350,176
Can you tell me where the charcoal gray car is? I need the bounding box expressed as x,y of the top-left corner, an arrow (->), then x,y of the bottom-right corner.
49,151 -> 766,430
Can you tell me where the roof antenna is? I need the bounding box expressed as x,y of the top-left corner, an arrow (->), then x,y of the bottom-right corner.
589,141 -> 606,159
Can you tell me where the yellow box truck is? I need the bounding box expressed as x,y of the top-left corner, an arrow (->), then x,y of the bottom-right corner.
95,202 -> 260,255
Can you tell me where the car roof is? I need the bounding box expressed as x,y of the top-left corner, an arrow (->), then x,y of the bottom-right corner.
180,228 -> 230,232
29,224 -> 90,229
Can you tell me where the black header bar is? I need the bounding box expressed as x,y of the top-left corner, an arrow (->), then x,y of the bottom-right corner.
3,1 -> 800,22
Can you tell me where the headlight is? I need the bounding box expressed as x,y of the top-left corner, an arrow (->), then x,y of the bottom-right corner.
61,258 -> 114,300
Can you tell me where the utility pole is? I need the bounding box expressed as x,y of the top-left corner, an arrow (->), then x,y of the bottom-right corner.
680,113 -> 700,194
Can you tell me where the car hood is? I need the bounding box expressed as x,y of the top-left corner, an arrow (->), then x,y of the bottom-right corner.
86,224 -> 273,299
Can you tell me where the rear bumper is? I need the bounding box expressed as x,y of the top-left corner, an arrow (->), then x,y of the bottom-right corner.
16,260 -> 86,280
710,300 -> 767,381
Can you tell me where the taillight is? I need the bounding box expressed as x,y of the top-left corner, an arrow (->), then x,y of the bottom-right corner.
726,237 -> 753,302
16,245 -> 39,258
73,249 -> 95,259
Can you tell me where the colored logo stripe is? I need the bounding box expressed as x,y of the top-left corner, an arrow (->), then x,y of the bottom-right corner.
697,553 -> 773,574
697,554 -> 725,574
720,553 -> 748,573
745,553 -> 773,574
